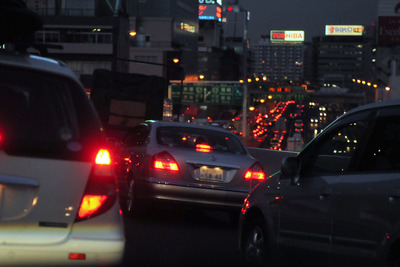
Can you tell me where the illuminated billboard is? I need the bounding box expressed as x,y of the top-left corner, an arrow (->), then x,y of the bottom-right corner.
325,25 -> 364,36
199,4 -> 222,21
270,31 -> 305,42
199,0 -> 222,4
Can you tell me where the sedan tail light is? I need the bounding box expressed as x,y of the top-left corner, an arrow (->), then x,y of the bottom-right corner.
75,148 -> 118,222
152,151 -> 180,172
244,162 -> 266,181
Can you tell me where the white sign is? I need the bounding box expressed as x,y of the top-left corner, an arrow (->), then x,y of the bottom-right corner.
270,30 -> 305,42
199,0 -> 222,5
325,25 -> 364,36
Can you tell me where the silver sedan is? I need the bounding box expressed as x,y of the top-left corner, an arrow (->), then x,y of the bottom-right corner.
115,120 -> 266,220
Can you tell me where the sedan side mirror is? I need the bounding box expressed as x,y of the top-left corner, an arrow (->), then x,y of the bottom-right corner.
280,157 -> 300,185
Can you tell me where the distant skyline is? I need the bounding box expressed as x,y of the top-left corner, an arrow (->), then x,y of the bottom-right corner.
239,0 -> 379,44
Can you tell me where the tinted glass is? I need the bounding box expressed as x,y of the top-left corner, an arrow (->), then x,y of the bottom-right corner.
302,113 -> 370,176
359,114 -> 400,171
0,65 -> 103,160
122,125 -> 150,146
157,126 -> 246,154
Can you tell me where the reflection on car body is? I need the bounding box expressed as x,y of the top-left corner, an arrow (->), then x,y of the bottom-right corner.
115,120 -> 266,220
239,100 -> 400,267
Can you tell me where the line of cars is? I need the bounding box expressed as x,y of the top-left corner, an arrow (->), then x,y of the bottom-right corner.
6,47 -> 398,267
111,99 -> 400,267
3,10 -> 399,265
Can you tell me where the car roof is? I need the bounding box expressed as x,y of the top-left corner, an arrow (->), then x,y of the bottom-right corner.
339,99 -> 400,120
0,51 -> 80,82
144,120 -> 235,134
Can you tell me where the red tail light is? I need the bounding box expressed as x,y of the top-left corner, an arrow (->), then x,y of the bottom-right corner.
152,151 -> 179,172
196,144 -> 212,153
95,149 -> 112,165
244,162 -> 266,181
75,148 -> 117,222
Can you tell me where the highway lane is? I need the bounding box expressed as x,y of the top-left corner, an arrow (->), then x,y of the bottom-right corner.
120,204 -> 247,267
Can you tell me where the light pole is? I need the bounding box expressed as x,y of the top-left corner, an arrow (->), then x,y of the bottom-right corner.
241,82 -> 248,138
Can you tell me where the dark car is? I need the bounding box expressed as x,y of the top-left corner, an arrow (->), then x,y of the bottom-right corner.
239,100 -> 400,267
115,120 -> 266,220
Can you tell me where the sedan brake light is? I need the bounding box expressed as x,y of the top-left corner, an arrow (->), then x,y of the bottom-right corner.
244,162 -> 266,181
75,148 -> 117,222
152,151 -> 179,172
196,144 -> 212,153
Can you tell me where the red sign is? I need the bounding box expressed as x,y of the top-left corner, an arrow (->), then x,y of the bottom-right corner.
378,16 -> 400,45
272,32 -> 285,39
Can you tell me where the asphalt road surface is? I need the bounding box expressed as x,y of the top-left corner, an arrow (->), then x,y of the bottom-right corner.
119,204 -> 247,267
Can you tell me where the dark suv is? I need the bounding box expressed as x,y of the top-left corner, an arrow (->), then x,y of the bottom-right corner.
239,100 -> 400,267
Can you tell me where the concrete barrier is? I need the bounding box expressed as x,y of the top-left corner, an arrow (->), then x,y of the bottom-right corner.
247,147 -> 298,177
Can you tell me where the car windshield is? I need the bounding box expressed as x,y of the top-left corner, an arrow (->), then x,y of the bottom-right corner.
156,126 -> 246,154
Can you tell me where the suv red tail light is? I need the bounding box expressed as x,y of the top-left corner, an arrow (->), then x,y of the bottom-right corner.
75,148 -> 118,222
244,162 -> 266,181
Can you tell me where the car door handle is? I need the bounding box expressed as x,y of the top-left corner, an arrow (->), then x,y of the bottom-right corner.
319,187 -> 332,198
389,189 -> 400,202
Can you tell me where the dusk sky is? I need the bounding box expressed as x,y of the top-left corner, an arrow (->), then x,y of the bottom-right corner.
239,0 -> 380,44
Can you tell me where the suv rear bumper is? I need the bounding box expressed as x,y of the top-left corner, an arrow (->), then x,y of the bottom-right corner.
0,238 -> 124,266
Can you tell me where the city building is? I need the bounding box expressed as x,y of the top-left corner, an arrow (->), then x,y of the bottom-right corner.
376,0 -> 400,101
250,35 -> 305,82
197,0 -> 223,80
26,0 -> 199,86
222,0 -> 250,80
26,0 -> 130,88
312,29 -> 375,91
127,0 -> 199,80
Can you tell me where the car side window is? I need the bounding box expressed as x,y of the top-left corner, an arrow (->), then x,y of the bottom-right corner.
123,125 -> 149,146
301,113 -> 370,176
359,114 -> 400,171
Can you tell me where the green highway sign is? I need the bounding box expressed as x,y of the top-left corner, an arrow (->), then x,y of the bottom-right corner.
171,84 -> 243,105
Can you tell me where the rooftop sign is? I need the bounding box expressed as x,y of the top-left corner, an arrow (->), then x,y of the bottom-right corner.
325,25 -> 364,36
270,31 -> 305,42
199,4 -> 222,21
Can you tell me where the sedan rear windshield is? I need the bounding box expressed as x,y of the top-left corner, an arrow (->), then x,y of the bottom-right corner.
157,126 -> 246,154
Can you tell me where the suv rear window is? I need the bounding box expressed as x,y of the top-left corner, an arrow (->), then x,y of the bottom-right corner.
157,126 -> 246,154
0,65 -> 103,160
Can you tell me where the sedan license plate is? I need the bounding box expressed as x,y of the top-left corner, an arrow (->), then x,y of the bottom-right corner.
198,166 -> 224,182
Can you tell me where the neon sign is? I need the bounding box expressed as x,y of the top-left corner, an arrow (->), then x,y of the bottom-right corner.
199,5 -> 222,21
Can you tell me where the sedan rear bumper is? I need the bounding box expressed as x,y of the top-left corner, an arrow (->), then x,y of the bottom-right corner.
136,179 -> 249,210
